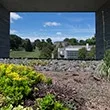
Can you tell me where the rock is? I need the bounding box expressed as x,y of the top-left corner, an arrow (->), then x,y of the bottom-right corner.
0,59 -> 101,73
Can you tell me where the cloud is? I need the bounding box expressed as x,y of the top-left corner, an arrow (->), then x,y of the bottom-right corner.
10,29 -> 17,34
10,12 -> 22,23
56,32 -> 62,35
43,22 -> 61,27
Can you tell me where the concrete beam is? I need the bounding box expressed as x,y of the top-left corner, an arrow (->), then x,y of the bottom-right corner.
0,0 -> 108,12
96,0 -> 110,59
0,4 -> 10,58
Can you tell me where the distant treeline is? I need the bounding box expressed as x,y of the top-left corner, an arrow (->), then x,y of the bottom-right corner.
10,34 -> 96,58
63,37 -> 95,45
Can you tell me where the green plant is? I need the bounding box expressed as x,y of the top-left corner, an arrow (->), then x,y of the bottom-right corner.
0,94 -> 6,107
86,46 -> 96,59
46,78 -> 52,85
0,104 -> 13,110
78,47 -> 87,59
35,94 -> 69,110
28,60 -> 48,66
1,104 -> 33,110
104,49 -> 110,68
0,63 -> 50,107
95,50 -> 110,80
13,105 -> 33,110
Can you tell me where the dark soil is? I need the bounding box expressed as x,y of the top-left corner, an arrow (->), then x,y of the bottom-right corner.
40,71 -> 110,110
23,68 -> 110,110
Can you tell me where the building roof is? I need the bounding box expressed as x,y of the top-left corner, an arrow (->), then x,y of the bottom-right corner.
59,45 -> 94,51
0,0 -> 108,11
66,45 -> 93,48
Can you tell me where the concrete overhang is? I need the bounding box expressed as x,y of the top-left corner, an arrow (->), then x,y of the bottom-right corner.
0,0 -> 108,12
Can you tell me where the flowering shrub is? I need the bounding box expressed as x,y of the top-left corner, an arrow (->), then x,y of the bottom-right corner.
0,63 -> 50,106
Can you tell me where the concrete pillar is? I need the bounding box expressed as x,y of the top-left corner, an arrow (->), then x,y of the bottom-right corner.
96,0 -> 110,59
0,4 -> 10,58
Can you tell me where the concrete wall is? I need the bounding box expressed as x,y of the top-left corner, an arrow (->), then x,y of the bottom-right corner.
0,4 -> 10,58
96,0 -> 110,59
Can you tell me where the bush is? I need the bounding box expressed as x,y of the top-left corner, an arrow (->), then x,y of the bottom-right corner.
24,39 -> 33,52
78,47 -> 87,59
0,94 -> 5,107
86,46 -> 96,59
0,63 -> 50,106
1,104 -> 33,110
35,94 -> 69,110
95,49 -> 110,80
104,49 -> 110,68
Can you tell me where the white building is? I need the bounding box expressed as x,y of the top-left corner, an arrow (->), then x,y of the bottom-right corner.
58,44 -> 93,59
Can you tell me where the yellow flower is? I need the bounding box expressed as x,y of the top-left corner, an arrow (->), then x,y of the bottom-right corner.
8,72 -> 19,79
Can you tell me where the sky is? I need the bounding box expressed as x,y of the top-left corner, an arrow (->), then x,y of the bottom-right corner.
10,12 -> 95,42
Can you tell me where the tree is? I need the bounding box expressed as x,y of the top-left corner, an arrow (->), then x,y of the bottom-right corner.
63,38 -> 78,45
42,39 -> 47,48
40,47 -> 52,58
78,47 -> 87,59
24,39 -> 33,52
34,39 -> 42,50
86,46 -> 96,59
64,38 -> 70,42
69,38 -> 78,45
10,34 -> 22,50
79,40 -> 86,45
52,47 -> 58,58
86,37 -> 96,45
46,38 -> 53,45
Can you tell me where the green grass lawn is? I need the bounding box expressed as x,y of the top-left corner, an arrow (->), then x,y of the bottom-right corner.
10,48 -> 41,58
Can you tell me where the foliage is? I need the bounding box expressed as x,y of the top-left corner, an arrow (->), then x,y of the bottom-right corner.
0,94 -> 5,107
33,38 -> 54,58
95,50 -> 110,80
24,39 -> 33,52
104,49 -> 110,68
86,37 -> 96,45
40,47 -> 52,58
79,40 -> 86,45
13,105 -> 33,110
46,38 -> 53,45
1,104 -> 33,110
10,34 -> 96,59
34,39 -> 42,50
28,60 -> 48,66
0,63 -> 50,106
86,46 -> 96,59
64,37 -> 96,45
10,34 -> 34,52
10,34 -> 22,51
78,47 -> 87,59
52,47 -> 58,58
35,94 -> 69,110
64,38 -> 78,45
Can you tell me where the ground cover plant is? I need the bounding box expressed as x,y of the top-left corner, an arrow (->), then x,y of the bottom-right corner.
0,63 -> 70,110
